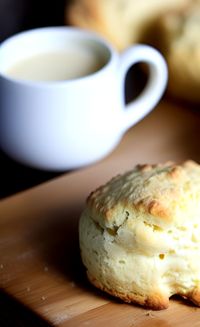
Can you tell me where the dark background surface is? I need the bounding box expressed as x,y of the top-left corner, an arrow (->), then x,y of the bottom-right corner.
0,0 -> 67,42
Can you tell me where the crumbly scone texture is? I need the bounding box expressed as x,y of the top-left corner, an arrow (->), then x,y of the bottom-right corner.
79,160 -> 200,310
152,0 -> 200,103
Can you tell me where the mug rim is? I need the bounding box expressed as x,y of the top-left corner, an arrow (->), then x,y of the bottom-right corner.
0,26 -> 117,87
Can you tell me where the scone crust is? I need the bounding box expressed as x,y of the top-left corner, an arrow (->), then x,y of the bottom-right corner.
79,160 -> 200,310
87,160 -> 200,229
87,271 -> 170,310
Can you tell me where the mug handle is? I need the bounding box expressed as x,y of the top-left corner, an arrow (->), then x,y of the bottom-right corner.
119,45 -> 168,132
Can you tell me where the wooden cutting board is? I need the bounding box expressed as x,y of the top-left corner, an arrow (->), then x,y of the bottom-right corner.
1,100 -> 200,326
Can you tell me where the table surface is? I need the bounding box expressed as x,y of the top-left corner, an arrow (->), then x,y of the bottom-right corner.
0,149 -> 62,199
0,97 -> 200,326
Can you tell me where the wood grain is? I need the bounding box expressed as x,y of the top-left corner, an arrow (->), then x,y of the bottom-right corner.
0,100 -> 200,326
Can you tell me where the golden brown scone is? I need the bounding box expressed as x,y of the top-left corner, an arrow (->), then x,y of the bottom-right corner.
79,160 -> 200,310
152,0 -> 200,103
66,0 -> 191,51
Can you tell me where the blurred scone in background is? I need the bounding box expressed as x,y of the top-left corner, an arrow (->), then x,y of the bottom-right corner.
147,0 -> 200,104
65,0 -> 200,104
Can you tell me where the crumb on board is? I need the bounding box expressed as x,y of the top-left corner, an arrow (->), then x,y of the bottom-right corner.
41,296 -> 46,301
145,311 -> 155,318
0,264 -> 4,269
44,266 -> 49,272
26,287 -> 31,292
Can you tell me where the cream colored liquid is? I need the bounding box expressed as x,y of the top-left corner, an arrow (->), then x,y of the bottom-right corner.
6,49 -> 105,81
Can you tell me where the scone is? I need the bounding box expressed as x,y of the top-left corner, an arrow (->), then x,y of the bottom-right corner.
66,0 -> 190,51
151,0 -> 200,103
79,160 -> 200,310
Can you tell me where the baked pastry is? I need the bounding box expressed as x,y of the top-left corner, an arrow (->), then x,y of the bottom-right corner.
66,0 -> 191,50
150,0 -> 200,103
79,160 -> 200,310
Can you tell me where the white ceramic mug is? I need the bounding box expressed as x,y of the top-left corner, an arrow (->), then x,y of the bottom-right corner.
0,27 -> 167,171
